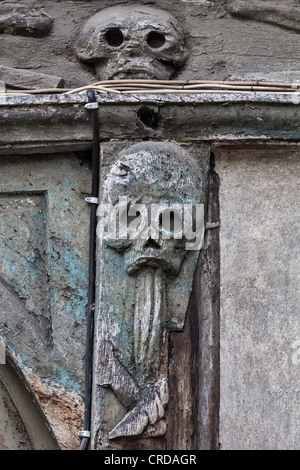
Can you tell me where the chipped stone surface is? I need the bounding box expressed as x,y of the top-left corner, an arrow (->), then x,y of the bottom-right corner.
0,65 -> 64,90
0,93 -> 299,157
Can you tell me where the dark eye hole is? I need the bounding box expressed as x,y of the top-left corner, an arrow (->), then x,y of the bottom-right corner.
104,28 -> 124,47
147,31 -> 165,49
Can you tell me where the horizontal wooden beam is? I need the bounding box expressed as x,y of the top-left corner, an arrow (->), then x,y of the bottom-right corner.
0,92 -> 299,155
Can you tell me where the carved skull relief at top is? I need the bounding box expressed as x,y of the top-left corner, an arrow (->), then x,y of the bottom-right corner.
75,5 -> 187,80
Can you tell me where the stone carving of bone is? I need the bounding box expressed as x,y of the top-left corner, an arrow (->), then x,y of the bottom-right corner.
75,5 -> 187,80
97,340 -> 169,439
226,0 -> 300,33
122,237 -> 187,386
96,142 -> 204,441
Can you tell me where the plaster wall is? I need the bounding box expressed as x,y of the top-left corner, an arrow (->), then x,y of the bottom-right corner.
216,146 -> 300,449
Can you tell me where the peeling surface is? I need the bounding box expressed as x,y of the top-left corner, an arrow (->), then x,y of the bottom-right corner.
0,153 -> 91,448
216,146 -> 300,449
24,368 -> 83,450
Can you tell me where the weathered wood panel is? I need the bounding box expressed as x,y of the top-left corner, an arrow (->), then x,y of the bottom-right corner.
0,94 -> 299,156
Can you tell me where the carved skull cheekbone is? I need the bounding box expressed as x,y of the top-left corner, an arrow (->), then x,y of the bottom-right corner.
75,5 -> 187,80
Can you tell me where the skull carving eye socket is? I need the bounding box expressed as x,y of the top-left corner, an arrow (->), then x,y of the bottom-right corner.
104,27 -> 124,47
147,31 -> 166,49
159,209 -> 182,239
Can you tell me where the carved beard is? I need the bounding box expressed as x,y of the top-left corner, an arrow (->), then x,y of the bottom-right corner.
134,267 -> 166,386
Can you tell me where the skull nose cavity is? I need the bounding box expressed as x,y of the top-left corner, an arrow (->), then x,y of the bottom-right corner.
147,31 -> 166,49
143,238 -> 161,250
104,27 -> 124,47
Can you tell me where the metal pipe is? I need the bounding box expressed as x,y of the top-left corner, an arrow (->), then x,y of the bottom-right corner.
79,89 -> 100,451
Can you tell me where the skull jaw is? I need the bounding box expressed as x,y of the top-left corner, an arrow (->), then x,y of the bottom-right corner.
124,249 -> 185,276
94,58 -> 176,81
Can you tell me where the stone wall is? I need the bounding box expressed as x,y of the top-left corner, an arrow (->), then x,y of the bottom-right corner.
0,1 -> 299,89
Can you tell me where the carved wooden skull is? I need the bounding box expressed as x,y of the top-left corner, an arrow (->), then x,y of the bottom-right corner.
102,142 -> 203,276
75,5 -> 187,80
100,142 -> 204,393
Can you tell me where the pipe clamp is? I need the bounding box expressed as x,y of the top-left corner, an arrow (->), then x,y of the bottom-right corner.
85,196 -> 99,204
78,430 -> 91,439
85,102 -> 99,110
